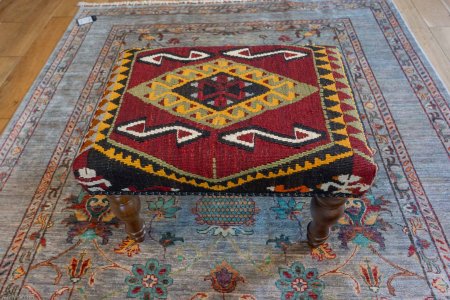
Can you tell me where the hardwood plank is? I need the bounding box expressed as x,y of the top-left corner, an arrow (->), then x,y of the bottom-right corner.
0,118 -> 9,135
431,27 -> 450,62
52,0 -> 79,17
411,0 -> 450,27
0,0 -> 63,56
0,17 -> 72,119
51,0 -> 134,19
0,57 -> 20,87
0,23 -> 27,56
440,0 -> 450,13
0,0 -> 50,22
0,0 -> 15,13
392,0 -> 450,90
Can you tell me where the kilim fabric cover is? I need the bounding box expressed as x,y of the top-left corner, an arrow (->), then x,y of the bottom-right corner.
72,45 -> 377,196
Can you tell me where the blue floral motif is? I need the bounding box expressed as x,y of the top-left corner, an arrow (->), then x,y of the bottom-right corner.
276,262 -> 324,299
270,197 -> 303,220
266,234 -> 292,252
147,197 -> 181,219
125,258 -> 173,299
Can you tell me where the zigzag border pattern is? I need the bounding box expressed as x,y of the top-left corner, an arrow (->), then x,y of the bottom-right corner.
308,45 -> 352,150
309,45 -> 375,164
79,48 -> 141,153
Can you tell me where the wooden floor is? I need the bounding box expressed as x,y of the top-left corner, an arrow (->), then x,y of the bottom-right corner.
0,0 -> 449,134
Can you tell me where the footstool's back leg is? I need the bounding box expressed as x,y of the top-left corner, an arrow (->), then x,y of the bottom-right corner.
108,195 -> 145,242
307,195 -> 346,248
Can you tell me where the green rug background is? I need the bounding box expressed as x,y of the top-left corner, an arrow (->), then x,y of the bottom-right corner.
0,0 -> 449,299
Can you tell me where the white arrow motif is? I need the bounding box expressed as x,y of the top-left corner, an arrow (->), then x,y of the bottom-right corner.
222,48 -> 308,61
220,126 -> 323,150
116,119 -> 206,146
139,50 -> 211,65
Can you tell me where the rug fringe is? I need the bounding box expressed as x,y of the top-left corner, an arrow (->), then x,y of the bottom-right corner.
78,0 -> 280,7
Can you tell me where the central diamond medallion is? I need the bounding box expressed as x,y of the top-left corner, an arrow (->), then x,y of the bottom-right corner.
172,72 -> 270,110
127,58 -> 319,128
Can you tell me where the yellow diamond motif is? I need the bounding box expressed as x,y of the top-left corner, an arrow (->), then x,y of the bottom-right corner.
128,58 -> 319,128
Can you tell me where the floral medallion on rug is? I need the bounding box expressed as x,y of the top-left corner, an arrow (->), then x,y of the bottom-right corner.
0,0 -> 449,299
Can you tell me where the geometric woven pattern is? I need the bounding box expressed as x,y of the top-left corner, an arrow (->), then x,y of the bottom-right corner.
128,58 -> 318,128
73,45 -> 377,196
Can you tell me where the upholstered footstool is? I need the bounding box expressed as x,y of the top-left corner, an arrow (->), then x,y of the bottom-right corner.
73,45 -> 377,247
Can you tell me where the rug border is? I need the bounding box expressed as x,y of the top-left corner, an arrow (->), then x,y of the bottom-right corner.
78,0 -> 281,6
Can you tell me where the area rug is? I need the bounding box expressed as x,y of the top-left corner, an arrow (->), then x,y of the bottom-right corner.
0,0 -> 449,299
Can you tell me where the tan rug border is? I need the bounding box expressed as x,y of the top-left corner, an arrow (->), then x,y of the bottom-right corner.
78,0 -> 280,6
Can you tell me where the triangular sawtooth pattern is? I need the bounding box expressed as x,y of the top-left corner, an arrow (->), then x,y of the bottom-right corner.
307,45 -> 352,150
324,47 -> 374,161
94,137 -> 353,191
80,48 -> 142,153
327,49 -> 371,161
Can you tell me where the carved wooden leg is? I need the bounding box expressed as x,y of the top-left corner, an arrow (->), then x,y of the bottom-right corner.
307,195 -> 346,248
108,195 -> 145,242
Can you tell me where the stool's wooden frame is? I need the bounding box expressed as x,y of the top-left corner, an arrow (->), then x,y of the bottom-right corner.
307,195 -> 346,247
107,195 -> 145,243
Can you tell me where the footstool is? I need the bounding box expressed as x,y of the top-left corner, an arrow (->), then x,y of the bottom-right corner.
72,45 -> 377,247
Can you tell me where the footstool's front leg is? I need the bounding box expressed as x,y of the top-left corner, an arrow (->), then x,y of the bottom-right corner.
108,195 -> 145,242
307,195 -> 346,248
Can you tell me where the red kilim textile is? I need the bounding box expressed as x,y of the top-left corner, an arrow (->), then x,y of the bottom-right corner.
73,45 -> 377,196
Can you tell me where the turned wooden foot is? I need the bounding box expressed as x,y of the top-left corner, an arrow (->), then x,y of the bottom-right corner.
307,195 -> 346,248
108,195 -> 145,242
